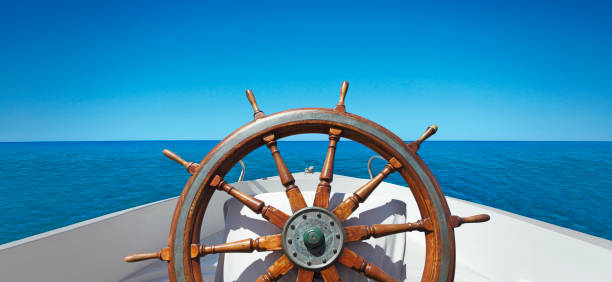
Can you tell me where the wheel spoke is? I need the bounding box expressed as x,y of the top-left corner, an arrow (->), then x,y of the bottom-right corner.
320,265 -> 341,281
313,128 -> 342,209
332,158 -> 402,221
296,268 -> 315,281
344,219 -> 433,242
264,133 -> 308,212
190,234 -> 281,258
210,175 -> 289,229
338,248 -> 397,282
256,254 -> 294,282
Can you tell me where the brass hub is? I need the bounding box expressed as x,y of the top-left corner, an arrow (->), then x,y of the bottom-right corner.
281,207 -> 344,271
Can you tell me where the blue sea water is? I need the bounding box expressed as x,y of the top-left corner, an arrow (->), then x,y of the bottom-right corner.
0,141 -> 610,244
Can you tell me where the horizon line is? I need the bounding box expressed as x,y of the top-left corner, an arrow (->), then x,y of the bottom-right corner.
1,139 -> 611,143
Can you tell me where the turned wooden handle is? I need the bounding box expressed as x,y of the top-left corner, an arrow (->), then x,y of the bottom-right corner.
194,234 -> 282,257
339,81 -> 348,105
452,214 -> 490,228
262,133 -> 308,212
314,128 -> 343,208
210,175 -> 289,229
334,81 -> 349,111
124,252 -> 160,262
210,175 -> 265,213
256,255 -> 294,282
352,157 -> 401,202
344,218 -> 433,242
163,149 -> 188,167
163,149 -> 198,174
415,124 -> 438,146
125,247 -> 170,262
246,89 -> 265,118
246,89 -> 260,112
339,248 -> 397,282
333,157 -> 402,222
460,214 -> 490,223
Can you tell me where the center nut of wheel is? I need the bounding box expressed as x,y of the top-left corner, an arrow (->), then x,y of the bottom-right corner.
282,207 -> 344,271
303,227 -> 324,248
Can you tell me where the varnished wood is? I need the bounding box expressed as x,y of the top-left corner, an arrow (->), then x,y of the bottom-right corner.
162,149 -> 199,174
261,205 -> 291,230
450,214 -> 490,228
344,225 -> 371,242
353,158 -> 401,202
314,128 -> 342,208
246,89 -> 265,119
255,254 -> 294,282
338,248 -> 397,282
210,175 -> 289,229
191,234 -> 281,258
210,175 -> 264,212
333,158 -> 402,222
344,218 -> 433,242
296,269 -> 315,282
263,133 -> 308,212
125,247 -> 170,262
320,265 -> 341,282
164,106 -> 463,282
334,81 -> 349,112
408,124 -> 438,152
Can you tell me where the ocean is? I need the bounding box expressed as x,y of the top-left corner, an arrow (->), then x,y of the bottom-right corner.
0,141 -> 610,244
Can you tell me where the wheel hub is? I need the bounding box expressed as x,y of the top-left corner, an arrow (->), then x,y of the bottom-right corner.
303,227 -> 324,248
282,207 -> 344,271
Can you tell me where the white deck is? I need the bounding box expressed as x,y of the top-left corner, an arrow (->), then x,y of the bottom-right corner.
1,173 -> 610,281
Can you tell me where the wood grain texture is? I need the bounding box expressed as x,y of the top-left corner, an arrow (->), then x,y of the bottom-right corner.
450,214 -> 490,228
313,128 -> 342,208
320,265 -> 341,282
162,149 -> 199,174
334,81 -> 349,112
255,254 -> 294,282
344,218 -> 433,242
263,133 -> 308,212
344,225 -> 371,242
211,175 -> 264,212
407,124 -> 438,152
191,234 -> 281,258
124,247 -> 170,262
210,175 -> 289,229
164,107 -> 460,282
296,268 -> 315,282
246,89 -> 265,119
338,248 -> 397,282
332,158 -> 402,222
261,205 -> 290,230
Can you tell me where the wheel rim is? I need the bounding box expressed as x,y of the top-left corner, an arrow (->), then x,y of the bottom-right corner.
167,108 -> 456,282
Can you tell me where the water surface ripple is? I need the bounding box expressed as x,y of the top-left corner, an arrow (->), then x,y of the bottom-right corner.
0,141 -> 610,244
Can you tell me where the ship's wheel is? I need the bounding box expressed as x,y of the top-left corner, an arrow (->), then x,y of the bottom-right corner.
125,81 -> 489,282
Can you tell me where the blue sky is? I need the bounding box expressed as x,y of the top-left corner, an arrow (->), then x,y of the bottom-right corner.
1,0 -> 610,141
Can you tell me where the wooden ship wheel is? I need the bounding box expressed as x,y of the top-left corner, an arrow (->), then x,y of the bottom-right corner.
125,81 -> 490,282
